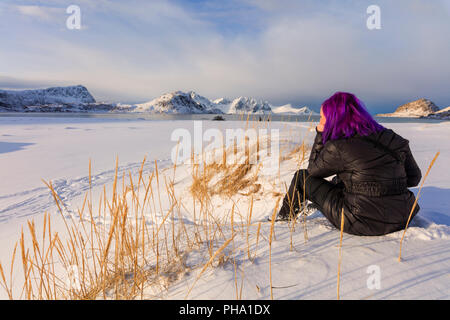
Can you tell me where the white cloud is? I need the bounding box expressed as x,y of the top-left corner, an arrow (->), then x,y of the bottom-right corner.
14,5 -> 62,21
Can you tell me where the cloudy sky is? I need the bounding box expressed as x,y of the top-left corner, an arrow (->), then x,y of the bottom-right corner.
0,0 -> 449,113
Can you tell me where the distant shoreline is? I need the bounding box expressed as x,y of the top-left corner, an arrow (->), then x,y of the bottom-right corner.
0,112 -> 446,123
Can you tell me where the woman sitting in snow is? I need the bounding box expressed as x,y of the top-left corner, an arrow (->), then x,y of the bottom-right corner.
276,92 -> 422,236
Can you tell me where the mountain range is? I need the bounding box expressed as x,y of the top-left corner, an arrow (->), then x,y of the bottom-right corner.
0,85 -> 317,115
116,90 -> 300,115
2,85 -> 446,119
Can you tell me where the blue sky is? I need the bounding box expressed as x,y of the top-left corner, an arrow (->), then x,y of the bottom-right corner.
0,0 -> 449,113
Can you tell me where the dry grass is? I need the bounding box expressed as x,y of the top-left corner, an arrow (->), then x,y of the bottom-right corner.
337,208 -> 345,300
269,198 -> 281,300
189,140 -> 262,205
190,162 -> 259,202
0,157 -> 201,300
398,151 -> 440,262
185,235 -> 235,299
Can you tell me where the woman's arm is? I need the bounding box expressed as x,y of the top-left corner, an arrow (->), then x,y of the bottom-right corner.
404,143 -> 422,187
307,128 -> 342,178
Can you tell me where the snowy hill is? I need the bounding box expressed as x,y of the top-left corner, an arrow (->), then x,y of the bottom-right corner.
423,106 -> 450,120
377,98 -> 440,118
0,85 -> 97,111
272,104 -> 317,115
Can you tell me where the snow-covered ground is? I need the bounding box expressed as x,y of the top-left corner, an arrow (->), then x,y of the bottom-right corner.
0,116 -> 449,299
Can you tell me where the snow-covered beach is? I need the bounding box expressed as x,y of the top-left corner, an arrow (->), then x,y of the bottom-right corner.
0,115 -> 449,299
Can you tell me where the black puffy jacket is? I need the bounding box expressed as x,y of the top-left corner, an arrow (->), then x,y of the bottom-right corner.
307,128 -> 422,236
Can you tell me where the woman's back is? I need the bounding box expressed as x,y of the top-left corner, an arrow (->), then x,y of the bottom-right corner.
329,128 -> 421,193
307,128 -> 422,235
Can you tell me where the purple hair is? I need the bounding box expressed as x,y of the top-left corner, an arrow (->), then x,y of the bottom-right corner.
321,92 -> 384,144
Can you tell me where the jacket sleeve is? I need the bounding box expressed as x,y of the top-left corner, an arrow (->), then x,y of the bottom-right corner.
404,143 -> 422,187
307,129 -> 342,178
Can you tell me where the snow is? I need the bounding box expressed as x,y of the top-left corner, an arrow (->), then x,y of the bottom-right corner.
437,106 -> 450,113
378,111 -> 426,118
228,97 -> 272,114
213,98 -> 231,105
272,104 -> 318,115
0,116 -> 449,299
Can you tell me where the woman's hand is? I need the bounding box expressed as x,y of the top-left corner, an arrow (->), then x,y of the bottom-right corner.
317,107 -> 326,132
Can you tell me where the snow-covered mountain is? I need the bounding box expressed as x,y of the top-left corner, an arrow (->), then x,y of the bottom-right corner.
212,99 -> 318,115
272,104 -> 317,115
130,91 -> 223,114
227,97 -> 272,114
377,98 -> 440,118
0,85 -> 97,111
189,91 -> 216,110
116,92 -> 275,114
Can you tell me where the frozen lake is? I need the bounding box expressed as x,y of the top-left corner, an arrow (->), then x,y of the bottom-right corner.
0,112 -> 446,124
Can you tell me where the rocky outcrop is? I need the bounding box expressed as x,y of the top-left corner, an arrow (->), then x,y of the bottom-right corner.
377,98 -> 440,118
